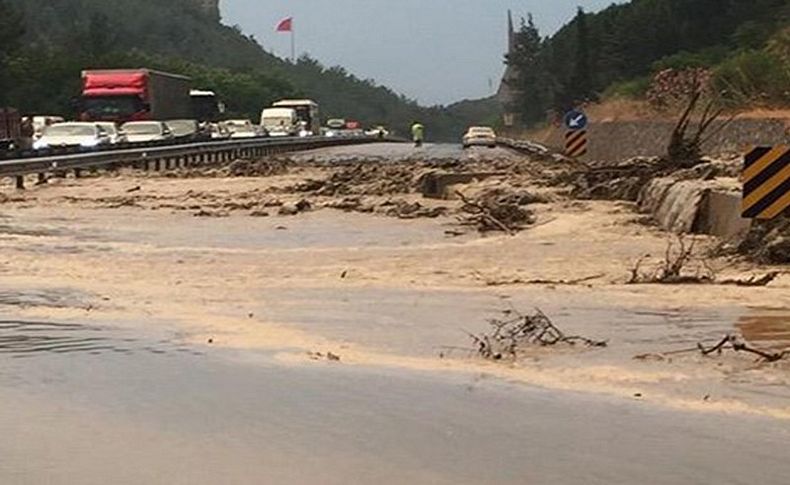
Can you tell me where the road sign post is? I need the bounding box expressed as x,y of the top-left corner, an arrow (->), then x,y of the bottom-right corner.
565,130 -> 588,158
742,146 -> 790,219
563,109 -> 589,158
563,109 -> 588,131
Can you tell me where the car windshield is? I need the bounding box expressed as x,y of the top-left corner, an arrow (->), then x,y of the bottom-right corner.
469,127 -> 494,135
43,125 -> 96,137
167,122 -> 196,135
123,123 -> 161,135
227,122 -> 253,132
264,118 -> 292,127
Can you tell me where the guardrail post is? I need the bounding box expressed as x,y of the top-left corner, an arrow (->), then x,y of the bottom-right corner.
74,168 -> 83,179
37,173 -> 46,185
15,175 -> 24,190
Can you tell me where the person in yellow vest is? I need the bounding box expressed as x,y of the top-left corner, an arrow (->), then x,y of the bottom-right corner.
411,121 -> 425,147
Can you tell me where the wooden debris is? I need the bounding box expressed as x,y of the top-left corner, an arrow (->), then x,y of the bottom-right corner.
635,334 -> 789,364
486,274 -> 605,287
698,334 -> 789,363
455,191 -> 535,235
467,308 -> 607,361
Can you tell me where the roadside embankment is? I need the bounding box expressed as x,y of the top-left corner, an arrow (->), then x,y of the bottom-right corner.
520,118 -> 789,161
503,133 -> 789,264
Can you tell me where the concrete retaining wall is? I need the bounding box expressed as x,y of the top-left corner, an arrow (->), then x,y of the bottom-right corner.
539,118 -> 789,162
639,177 -> 752,240
696,191 -> 753,241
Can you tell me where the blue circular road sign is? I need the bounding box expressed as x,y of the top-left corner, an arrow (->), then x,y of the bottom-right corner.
564,109 -> 588,131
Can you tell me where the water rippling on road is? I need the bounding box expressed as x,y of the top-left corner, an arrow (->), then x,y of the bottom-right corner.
0,320 -> 203,358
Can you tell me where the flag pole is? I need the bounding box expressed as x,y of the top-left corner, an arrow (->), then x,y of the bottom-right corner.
291,20 -> 296,63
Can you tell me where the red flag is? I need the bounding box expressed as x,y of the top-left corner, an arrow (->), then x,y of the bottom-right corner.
276,17 -> 293,32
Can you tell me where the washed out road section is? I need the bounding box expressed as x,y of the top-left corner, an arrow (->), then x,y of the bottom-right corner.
0,142 -> 789,483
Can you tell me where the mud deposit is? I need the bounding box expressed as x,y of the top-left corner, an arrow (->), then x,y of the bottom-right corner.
1,144 -> 789,484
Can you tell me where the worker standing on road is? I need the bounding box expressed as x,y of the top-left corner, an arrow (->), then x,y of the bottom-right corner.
19,117 -> 34,152
411,121 -> 425,148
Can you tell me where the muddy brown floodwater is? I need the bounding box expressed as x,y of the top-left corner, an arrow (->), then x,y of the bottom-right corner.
0,143 -> 789,484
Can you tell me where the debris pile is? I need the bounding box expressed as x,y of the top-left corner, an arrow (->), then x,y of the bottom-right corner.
278,199 -> 312,216
292,163 -> 418,196
698,334 -> 789,363
468,308 -> 607,361
456,189 -> 536,234
627,235 -> 714,284
226,159 -> 289,177
559,157 -> 665,201
379,200 -> 447,219
636,333 -> 789,364
628,235 -> 781,285
738,215 -> 790,264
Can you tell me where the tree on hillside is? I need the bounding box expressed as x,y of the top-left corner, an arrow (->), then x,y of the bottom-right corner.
0,0 -> 25,104
567,7 -> 594,106
506,15 -> 555,125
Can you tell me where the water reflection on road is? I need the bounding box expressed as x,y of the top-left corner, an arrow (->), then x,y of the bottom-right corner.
1,319 -> 789,485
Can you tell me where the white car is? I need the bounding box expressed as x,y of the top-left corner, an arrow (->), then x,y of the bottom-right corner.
121,121 -> 174,143
33,122 -> 111,150
462,126 -> 497,149
32,115 -> 65,137
165,119 -> 201,140
95,122 -> 128,145
365,126 -> 389,138
223,119 -> 261,139
208,122 -> 232,140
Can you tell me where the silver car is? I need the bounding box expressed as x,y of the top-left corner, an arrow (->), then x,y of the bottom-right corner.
462,126 -> 497,149
33,122 -> 111,150
223,119 -> 261,139
165,120 -> 200,140
95,122 -> 128,145
121,121 -> 174,143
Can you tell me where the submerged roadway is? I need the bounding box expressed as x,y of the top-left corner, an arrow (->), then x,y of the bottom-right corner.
0,143 -> 788,484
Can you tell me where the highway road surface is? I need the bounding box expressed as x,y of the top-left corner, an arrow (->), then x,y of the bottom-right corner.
0,142 -> 789,485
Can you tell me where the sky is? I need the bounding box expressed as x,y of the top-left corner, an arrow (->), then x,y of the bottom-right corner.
221,0 -> 617,106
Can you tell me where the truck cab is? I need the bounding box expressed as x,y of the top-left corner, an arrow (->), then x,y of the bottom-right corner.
260,108 -> 298,137
271,99 -> 319,136
80,69 -> 192,123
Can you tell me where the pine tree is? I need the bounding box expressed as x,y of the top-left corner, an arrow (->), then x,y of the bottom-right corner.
569,7 -> 594,105
0,0 -> 25,104
506,15 -> 554,125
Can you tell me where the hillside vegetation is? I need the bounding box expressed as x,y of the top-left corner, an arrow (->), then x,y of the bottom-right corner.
507,0 -> 790,126
0,0 -> 494,140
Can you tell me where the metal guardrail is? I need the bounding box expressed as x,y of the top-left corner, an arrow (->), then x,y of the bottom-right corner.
0,135 -> 392,188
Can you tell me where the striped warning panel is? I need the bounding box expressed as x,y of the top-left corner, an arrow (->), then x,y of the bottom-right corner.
742,145 -> 790,219
565,130 -> 588,158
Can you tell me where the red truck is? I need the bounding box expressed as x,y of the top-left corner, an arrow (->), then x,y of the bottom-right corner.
80,69 -> 192,123
0,108 -> 21,151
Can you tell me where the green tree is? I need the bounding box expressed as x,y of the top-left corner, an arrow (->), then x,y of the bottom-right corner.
0,0 -> 25,104
568,7 -> 594,106
506,15 -> 555,125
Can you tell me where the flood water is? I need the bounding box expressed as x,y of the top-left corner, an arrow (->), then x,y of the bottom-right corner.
1,318 -> 790,485
1,197 -> 789,483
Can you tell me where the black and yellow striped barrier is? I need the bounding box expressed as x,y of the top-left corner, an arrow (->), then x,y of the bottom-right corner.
742,146 -> 790,219
564,130 -> 588,158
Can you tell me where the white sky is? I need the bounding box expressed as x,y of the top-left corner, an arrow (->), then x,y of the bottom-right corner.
221,0 -> 618,105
